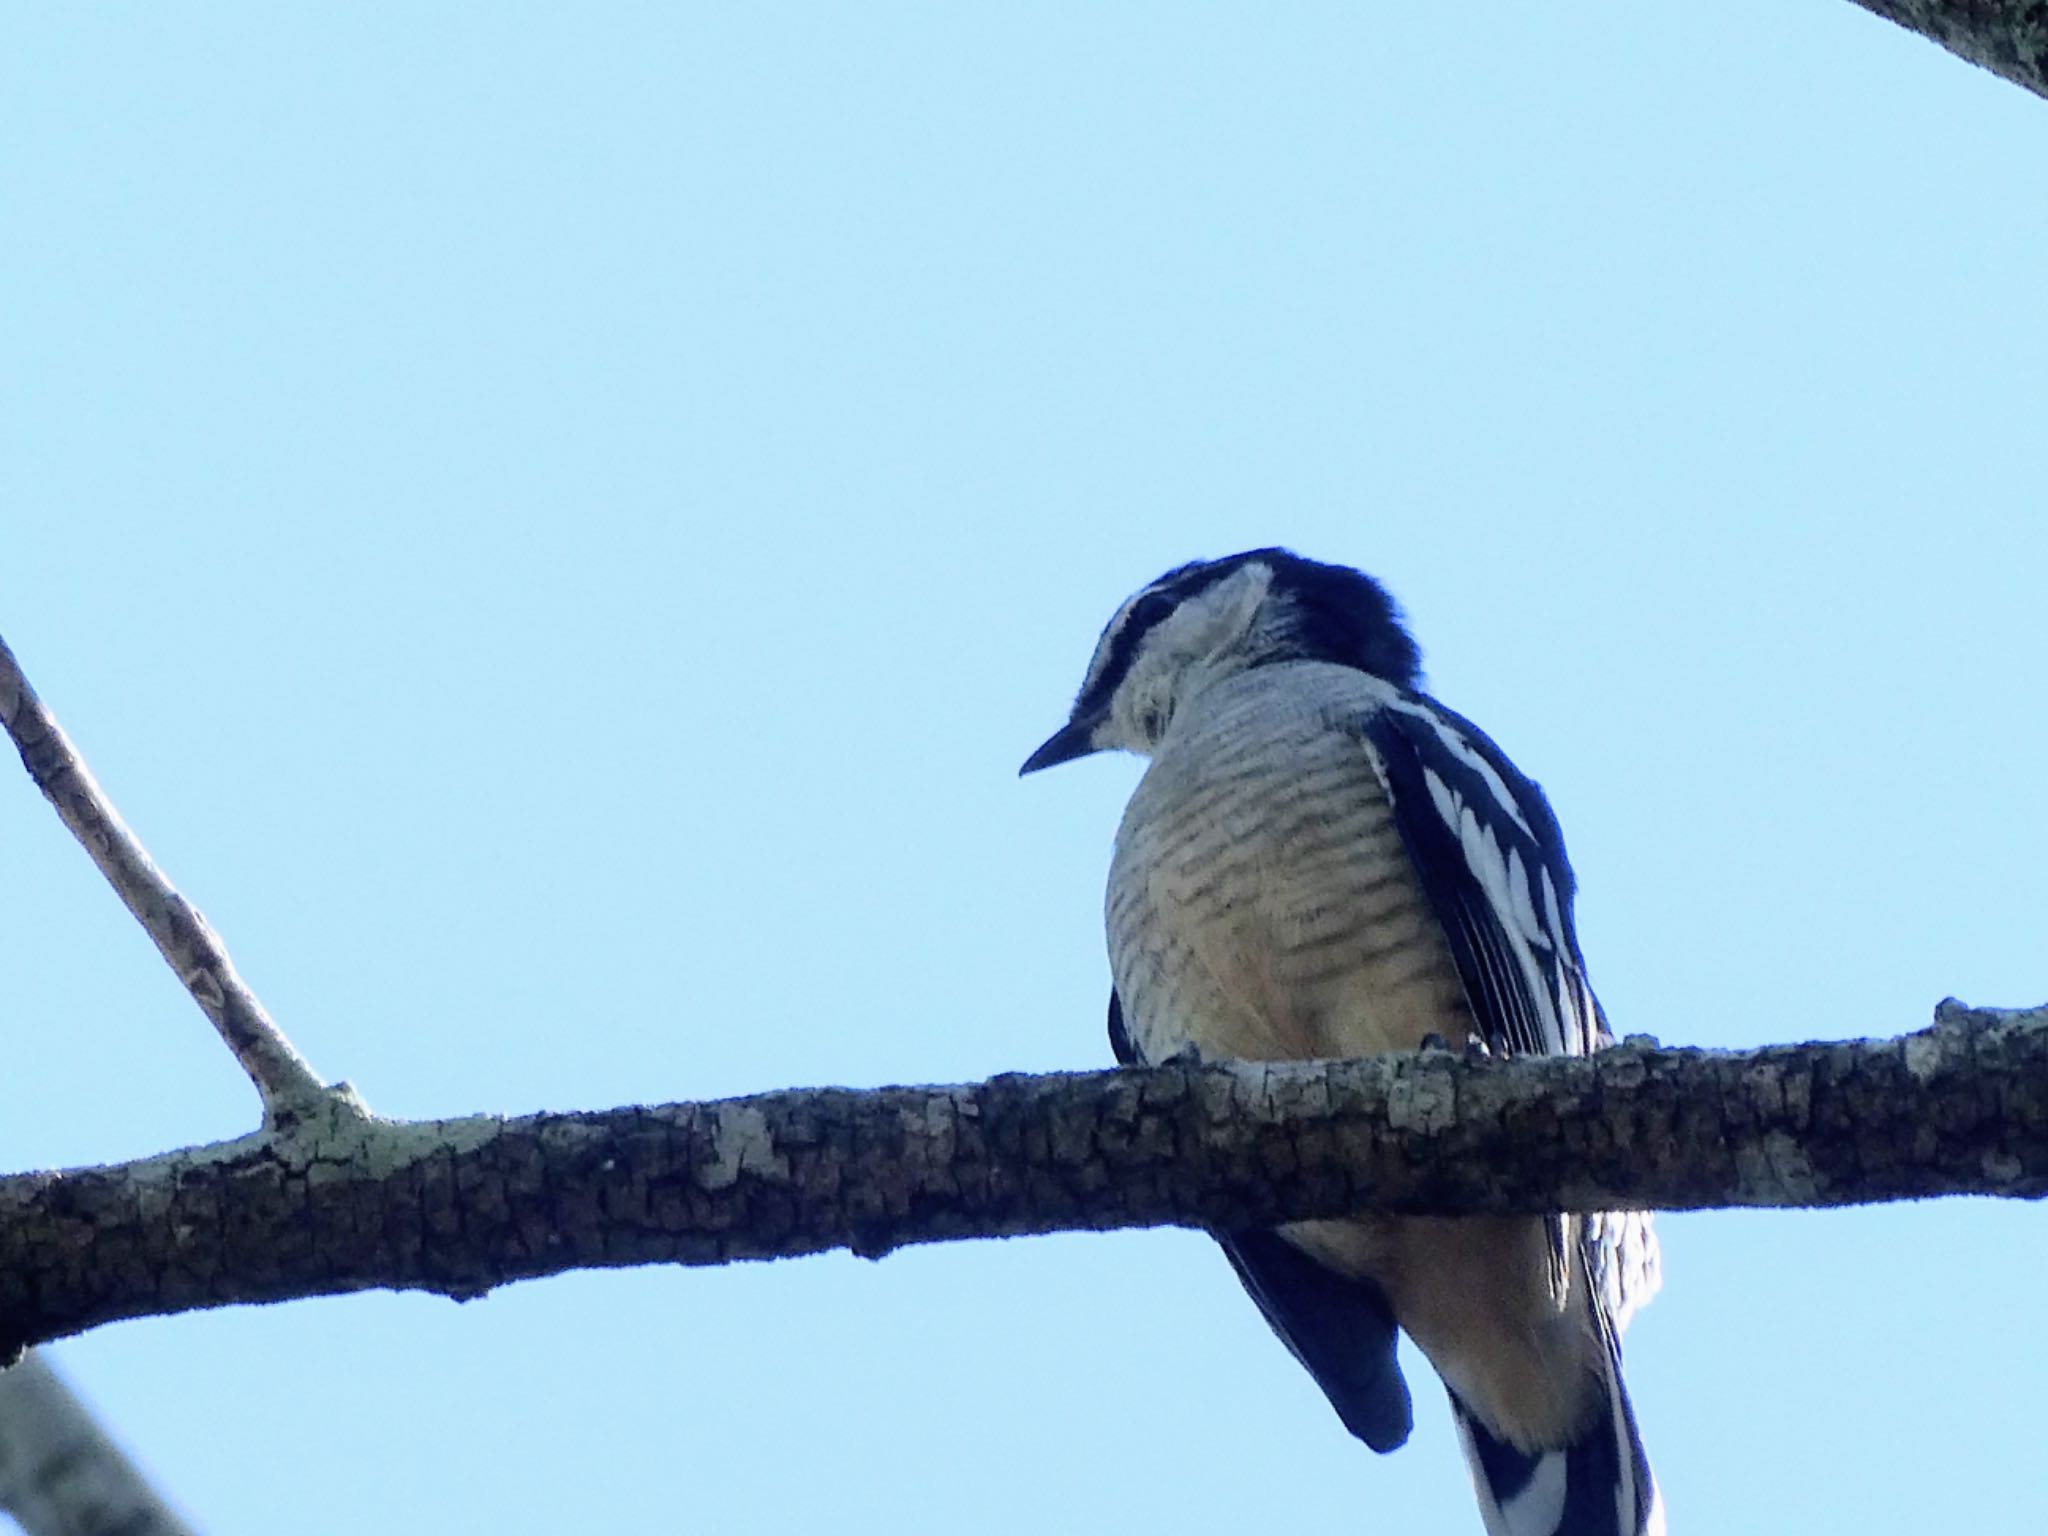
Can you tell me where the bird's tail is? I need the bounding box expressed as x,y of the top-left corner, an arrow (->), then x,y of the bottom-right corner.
1449,1361 -> 1662,1536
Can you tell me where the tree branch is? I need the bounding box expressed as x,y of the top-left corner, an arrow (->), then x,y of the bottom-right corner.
1851,0 -> 2048,97
0,632 -> 337,1124
0,1352 -> 198,1536
4,1000 -> 2042,1358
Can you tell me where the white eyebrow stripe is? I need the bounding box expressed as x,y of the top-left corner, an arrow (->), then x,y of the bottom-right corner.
1077,591 -> 1148,697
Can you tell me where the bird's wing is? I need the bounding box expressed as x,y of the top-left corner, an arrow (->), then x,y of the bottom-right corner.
1356,692 -> 1602,1062
1355,691 -> 1659,1325
1108,990 -> 1414,1451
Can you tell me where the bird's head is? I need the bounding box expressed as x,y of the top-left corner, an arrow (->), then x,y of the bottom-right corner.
1020,548 -> 1421,773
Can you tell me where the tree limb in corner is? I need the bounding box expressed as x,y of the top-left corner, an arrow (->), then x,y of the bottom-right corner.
1852,0 -> 2048,99
4,1001 -> 2043,1357
0,1353 -> 198,1536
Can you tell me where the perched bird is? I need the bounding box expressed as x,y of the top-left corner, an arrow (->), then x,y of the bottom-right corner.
1021,549 -> 1662,1536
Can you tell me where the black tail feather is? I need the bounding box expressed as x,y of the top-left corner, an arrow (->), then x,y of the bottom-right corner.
1449,1366 -> 1659,1536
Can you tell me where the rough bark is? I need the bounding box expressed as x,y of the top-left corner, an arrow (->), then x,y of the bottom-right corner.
3,1001 -> 2042,1358
0,1352 -> 198,1536
1851,0 -> 2048,99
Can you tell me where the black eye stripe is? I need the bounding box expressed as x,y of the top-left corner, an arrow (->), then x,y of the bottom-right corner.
1127,592 -> 1172,628
1074,563 -> 1226,712
1074,618 -> 1151,715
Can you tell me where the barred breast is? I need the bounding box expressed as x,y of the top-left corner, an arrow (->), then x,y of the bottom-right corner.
1106,661 -> 1470,1069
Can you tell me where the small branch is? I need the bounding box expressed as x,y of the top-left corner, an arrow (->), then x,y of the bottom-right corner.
0,633 -> 330,1123
2,1001 -> 2042,1357
1849,0 -> 2048,98
0,1351 -> 199,1536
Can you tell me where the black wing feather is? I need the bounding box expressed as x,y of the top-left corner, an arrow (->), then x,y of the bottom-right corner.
1358,691 -> 1644,1306
1357,694 -> 1601,1062
1107,990 -> 1413,1452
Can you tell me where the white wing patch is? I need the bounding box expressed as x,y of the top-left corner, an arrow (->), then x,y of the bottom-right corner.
1386,693 -> 1537,839
1369,684 -> 1661,1332
1505,849 -> 1550,951
1421,763 -> 1568,1057
1423,760 -> 1460,826
1540,868 -> 1567,956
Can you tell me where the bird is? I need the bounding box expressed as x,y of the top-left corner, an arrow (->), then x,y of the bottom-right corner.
1020,548 -> 1662,1536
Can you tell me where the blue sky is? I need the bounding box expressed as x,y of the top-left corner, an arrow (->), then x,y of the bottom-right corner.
5,6 -> 2046,1532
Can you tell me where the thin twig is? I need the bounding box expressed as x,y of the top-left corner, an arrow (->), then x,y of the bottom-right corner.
0,632 -> 329,1122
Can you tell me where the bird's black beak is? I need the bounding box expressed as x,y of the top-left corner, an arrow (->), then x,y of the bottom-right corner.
1020,714 -> 1102,776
